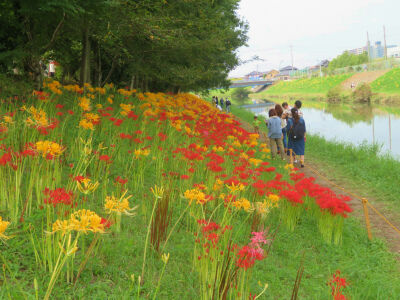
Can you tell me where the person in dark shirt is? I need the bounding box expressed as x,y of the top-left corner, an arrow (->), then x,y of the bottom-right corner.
225,98 -> 231,112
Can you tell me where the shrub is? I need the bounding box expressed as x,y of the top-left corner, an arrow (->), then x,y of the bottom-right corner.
326,85 -> 343,102
353,83 -> 372,102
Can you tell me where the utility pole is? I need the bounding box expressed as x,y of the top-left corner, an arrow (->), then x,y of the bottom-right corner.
290,45 -> 294,71
383,25 -> 388,60
366,32 -> 371,63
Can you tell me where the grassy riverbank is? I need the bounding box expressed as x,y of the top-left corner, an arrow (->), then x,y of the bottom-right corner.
242,68 -> 400,102
254,74 -> 352,99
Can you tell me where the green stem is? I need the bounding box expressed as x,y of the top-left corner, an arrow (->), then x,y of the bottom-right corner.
152,262 -> 167,300
161,203 -> 190,254
140,195 -> 159,282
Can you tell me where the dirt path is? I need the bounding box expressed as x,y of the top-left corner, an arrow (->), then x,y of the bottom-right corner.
341,70 -> 388,90
236,117 -> 400,258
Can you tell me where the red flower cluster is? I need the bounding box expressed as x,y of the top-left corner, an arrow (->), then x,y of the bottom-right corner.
115,176 -> 128,185
328,270 -> 348,300
43,187 -> 74,207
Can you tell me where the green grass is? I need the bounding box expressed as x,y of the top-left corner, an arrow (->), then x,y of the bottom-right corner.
306,135 -> 400,212
229,105 -> 400,299
259,74 -> 353,96
371,68 -> 400,94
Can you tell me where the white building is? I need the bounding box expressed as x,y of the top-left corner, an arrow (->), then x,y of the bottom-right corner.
347,46 -> 367,56
388,46 -> 400,58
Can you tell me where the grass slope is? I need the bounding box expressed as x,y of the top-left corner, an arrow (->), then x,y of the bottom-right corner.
260,74 -> 352,96
371,68 -> 400,94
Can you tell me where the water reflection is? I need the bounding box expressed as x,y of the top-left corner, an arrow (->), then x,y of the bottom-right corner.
241,99 -> 400,159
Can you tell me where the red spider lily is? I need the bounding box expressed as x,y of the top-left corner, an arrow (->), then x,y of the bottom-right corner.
67,110 -> 74,115
119,133 -> 132,140
328,270 -> 348,300
279,190 -> 304,205
99,155 -> 111,162
113,119 -> 123,126
56,104 -> 64,109
158,111 -> 168,121
173,147 -> 204,161
290,172 -> 305,182
101,218 -> 112,229
0,152 -> 12,166
158,132 -> 167,141
74,175 -> 85,183
43,187 -> 74,207
236,245 -> 264,270
127,111 -> 138,120
181,174 -> 190,180
115,176 -> 128,185
207,161 -> 224,172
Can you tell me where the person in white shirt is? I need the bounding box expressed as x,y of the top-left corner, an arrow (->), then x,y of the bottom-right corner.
49,61 -> 56,78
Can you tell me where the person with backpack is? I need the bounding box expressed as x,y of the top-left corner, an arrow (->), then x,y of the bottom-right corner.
287,107 -> 306,167
267,108 -> 285,160
215,96 -> 219,107
225,98 -> 231,112
220,98 -> 224,110
294,100 -> 303,117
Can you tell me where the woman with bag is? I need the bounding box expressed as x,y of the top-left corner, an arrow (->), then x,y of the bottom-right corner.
287,107 -> 306,167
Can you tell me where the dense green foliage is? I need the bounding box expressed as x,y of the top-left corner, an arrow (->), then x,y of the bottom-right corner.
328,52 -> 368,71
231,86 -> 251,102
0,0 -> 247,91
326,85 -> 344,102
353,83 -> 372,102
261,74 -> 352,96
371,68 -> 400,93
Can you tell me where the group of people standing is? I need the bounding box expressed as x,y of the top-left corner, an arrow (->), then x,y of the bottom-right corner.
257,100 -> 306,167
212,96 -> 232,112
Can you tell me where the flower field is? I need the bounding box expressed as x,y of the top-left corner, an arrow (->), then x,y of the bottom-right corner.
1,80 -> 400,299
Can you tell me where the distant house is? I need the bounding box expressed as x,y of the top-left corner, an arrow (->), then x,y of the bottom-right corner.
309,60 -> 329,71
263,69 -> 279,79
244,71 -> 263,80
277,66 -> 298,81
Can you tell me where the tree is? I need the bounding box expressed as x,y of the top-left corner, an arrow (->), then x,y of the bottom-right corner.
328,52 -> 368,72
0,0 -> 248,92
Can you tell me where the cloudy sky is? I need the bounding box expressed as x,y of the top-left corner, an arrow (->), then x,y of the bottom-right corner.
230,0 -> 400,77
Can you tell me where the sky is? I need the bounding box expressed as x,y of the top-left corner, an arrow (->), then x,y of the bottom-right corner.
230,0 -> 400,77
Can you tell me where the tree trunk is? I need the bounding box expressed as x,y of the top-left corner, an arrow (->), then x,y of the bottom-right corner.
130,75 -> 134,90
97,44 -> 102,87
80,19 -> 91,86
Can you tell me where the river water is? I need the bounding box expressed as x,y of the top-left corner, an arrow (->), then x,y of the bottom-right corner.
241,100 -> 400,159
